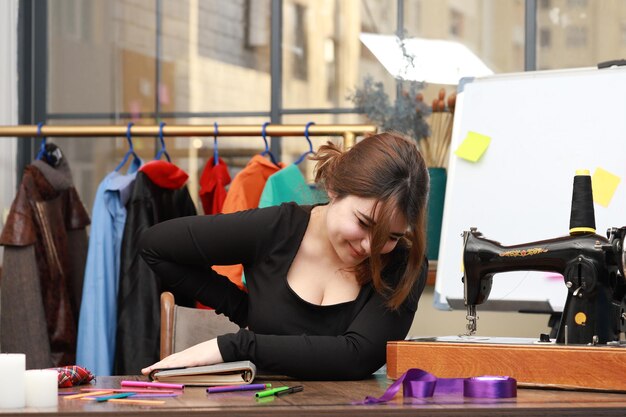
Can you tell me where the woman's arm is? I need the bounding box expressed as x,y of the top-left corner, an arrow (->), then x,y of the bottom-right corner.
217,261 -> 427,380
138,207 -> 283,326
141,338 -> 223,375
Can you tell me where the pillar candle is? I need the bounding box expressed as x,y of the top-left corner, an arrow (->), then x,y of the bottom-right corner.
0,353 -> 25,409
25,370 -> 58,408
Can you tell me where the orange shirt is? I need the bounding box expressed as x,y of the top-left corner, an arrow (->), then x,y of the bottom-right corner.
213,155 -> 284,288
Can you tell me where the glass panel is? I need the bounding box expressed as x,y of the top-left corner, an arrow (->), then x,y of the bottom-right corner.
178,0 -> 271,113
281,0 -> 398,110
537,0 -> 626,70
404,0 -> 525,99
48,0 -> 271,116
48,0 -> 157,115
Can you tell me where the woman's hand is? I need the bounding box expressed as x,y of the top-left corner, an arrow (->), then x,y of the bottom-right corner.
141,338 -> 224,375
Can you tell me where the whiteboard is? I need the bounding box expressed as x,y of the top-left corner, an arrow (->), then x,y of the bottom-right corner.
434,66 -> 626,313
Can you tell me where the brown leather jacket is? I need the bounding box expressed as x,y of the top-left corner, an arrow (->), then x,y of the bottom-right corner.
0,157 -> 90,368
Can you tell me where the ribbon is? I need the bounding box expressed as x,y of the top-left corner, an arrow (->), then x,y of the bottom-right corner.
363,369 -> 516,404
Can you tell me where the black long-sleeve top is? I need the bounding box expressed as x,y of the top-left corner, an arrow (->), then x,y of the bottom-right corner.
139,202 -> 427,380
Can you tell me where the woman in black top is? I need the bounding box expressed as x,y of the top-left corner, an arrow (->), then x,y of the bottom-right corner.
139,131 -> 429,380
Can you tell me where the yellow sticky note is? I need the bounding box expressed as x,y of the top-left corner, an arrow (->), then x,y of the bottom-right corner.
454,131 -> 491,162
592,167 -> 621,208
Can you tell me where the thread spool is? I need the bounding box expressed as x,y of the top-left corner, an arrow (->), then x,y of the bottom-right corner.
569,169 -> 596,235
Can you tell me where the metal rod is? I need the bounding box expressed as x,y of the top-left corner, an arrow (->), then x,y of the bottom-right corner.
270,0 -> 284,159
396,0 -> 405,100
524,0 -> 537,71
155,0 -> 162,120
0,124 -> 377,138
343,132 -> 356,149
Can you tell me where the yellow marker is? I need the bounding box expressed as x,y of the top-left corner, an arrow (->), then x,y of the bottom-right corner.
574,312 -> 587,325
64,390 -> 114,400
109,399 -> 166,405
592,167 -> 621,208
454,131 -> 491,163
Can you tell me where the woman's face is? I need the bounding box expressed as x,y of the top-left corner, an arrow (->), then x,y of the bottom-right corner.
325,194 -> 408,266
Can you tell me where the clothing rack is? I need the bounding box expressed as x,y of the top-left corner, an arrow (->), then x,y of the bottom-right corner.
0,124 -> 377,149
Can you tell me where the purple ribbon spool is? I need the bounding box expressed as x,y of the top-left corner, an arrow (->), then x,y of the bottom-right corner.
362,368 -> 517,404
463,376 -> 517,398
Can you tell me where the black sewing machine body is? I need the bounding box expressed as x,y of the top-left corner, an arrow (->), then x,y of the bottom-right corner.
463,227 -> 626,345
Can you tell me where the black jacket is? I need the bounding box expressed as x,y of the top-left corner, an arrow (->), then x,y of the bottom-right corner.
114,168 -> 196,375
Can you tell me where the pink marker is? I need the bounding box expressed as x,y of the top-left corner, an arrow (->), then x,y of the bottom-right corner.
121,380 -> 184,390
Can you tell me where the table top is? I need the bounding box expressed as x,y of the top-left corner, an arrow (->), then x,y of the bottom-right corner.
2,375 -> 626,416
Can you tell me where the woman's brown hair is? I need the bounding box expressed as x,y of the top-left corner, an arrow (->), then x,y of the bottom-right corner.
310,131 -> 429,310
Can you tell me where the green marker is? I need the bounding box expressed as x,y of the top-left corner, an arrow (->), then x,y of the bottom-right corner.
255,386 -> 290,398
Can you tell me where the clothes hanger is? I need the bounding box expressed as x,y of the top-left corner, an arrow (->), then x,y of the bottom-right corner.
35,122 -> 63,167
294,122 -> 315,165
260,122 -> 280,166
35,122 -> 47,160
155,121 -> 172,162
115,122 -> 140,172
213,122 -> 219,166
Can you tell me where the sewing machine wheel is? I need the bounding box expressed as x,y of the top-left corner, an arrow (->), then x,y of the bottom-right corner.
610,227 -> 626,279
621,234 -> 626,278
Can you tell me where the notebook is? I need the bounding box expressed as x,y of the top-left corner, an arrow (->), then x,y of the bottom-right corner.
149,360 -> 256,386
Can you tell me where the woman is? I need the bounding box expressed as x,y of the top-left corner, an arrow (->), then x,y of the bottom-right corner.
139,131 -> 429,380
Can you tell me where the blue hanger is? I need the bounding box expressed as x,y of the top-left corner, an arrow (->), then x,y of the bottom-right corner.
260,122 -> 280,166
115,122 -> 140,172
294,122 -> 315,165
155,121 -> 171,162
35,122 -> 47,160
213,122 -> 219,166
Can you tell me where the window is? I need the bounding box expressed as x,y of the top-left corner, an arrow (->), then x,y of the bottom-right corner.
244,0 -> 270,48
197,1 -> 269,72
567,0 -> 587,8
565,26 -> 587,47
449,9 -> 464,38
537,2 -> 621,69
290,3 -> 308,81
539,27 -> 551,47
56,0 -> 92,42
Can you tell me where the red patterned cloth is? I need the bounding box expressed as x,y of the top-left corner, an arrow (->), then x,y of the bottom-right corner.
49,365 -> 95,388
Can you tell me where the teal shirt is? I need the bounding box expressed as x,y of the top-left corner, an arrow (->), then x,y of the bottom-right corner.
259,164 -> 327,208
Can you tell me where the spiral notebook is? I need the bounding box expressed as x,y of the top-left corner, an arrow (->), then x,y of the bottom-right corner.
149,360 -> 256,386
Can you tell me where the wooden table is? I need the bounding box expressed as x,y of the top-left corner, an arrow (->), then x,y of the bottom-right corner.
2,375 -> 626,416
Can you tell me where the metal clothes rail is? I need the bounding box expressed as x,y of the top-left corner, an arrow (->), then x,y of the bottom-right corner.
0,124 -> 378,149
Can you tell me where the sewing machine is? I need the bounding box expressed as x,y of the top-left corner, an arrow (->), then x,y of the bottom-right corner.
462,170 -> 626,345
386,172 -> 626,390
462,225 -> 626,345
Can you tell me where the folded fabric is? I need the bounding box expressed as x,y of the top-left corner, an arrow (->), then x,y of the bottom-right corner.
49,365 -> 95,388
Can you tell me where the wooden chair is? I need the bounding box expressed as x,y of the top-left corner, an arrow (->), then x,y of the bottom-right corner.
159,291 -> 240,360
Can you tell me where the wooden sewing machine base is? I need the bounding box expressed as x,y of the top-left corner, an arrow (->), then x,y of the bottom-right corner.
387,337 -> 626,391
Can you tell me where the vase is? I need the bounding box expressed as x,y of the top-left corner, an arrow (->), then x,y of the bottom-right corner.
426,167 -> 447,260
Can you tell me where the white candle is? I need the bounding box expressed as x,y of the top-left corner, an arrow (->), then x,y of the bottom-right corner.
25,369 -> 58,408
0,353 -> 25,409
